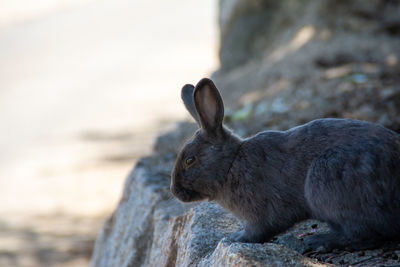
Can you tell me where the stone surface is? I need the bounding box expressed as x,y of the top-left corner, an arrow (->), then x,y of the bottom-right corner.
90,140 -> 328,267
91,0 -> 400,266
199,240 -> 323,267
90,164 -> 170,267
215,0 -> 400,136
91,124 -> 400,266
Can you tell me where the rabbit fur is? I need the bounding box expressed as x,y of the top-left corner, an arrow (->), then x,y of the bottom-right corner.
170,78 -> 400,251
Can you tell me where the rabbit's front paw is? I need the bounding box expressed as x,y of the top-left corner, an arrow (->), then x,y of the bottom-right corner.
304,233 -> 345,252
229,229 -> 258,243
304,234 -> 330,252
229,230 -> 248,242
229,229 -> 263,243
305,233 -> 381,252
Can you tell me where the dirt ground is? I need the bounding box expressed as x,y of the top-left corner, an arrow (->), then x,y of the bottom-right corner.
0,0 -> 217,266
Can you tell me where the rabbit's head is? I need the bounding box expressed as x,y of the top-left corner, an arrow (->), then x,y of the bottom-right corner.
170,78 -> 241,202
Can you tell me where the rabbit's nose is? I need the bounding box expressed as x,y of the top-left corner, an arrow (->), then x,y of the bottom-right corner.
170,181 -> 186,199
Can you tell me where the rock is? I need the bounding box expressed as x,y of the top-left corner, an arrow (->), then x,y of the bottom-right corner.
218,0 -> 280,71
91,0 -> 400,266
91,126 -> 400,266
90,137 -> 328,266
90,163 -> 171,267
145,201 -> 239,267
198,239 -> 322,267
214,0 -> 400,134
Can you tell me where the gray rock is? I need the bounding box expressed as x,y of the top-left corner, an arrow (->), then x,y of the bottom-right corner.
199,239 -> 323,267
90,165 -> 171,267
214,0 -> 400,134
90,154 -> 328,267
91,0 -> 400,266
218,0 -> 281,71
90,134 -> 400,266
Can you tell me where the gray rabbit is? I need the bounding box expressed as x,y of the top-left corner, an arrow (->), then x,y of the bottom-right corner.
170,78 -> 400,251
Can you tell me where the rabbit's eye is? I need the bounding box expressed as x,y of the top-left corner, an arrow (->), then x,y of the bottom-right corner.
185,156 -> 196,166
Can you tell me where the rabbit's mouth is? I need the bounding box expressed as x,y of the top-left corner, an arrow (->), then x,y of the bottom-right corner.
171,184 -> 205,203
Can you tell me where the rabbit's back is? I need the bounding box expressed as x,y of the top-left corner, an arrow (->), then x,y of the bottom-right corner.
238,118 -> 400,238
301,119 -> 400,241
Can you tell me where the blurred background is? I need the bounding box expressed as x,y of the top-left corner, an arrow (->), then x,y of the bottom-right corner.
0,0 -> 217,266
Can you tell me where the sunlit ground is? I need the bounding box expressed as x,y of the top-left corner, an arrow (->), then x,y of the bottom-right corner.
0,0 -> 218,266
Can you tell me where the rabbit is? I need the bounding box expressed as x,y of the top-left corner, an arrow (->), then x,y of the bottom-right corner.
170,78 -> 400,252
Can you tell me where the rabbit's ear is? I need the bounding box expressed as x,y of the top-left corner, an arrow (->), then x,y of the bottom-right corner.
194,78 -> 224,137
181,84 -> 200,123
